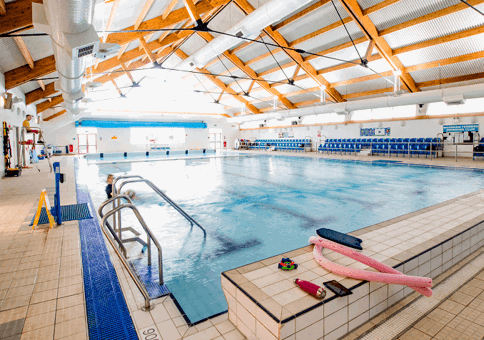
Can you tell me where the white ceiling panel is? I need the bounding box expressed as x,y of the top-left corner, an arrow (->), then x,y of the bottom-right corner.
334,76 -> 394,95
410,58 -> 484,83
276,1 -> 347,43
383,4 -> 484,50
369,0 -> 457,32
0,37 -> 28,72
397,33 -> 484,68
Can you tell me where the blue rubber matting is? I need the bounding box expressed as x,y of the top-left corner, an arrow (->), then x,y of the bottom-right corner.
129,257 -> 170,299
74,159 -> 139,340
29,203 -> 92,225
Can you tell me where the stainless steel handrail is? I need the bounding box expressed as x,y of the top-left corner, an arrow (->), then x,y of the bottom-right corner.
100,202 -> 157,311
98,195 -> 133,257
117,178 -> 207,236
112,175 -> 144,239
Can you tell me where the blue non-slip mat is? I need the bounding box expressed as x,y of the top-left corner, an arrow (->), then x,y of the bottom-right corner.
129,257 -> 170,299
74,159 -> 138,340
29,203 -> 92,225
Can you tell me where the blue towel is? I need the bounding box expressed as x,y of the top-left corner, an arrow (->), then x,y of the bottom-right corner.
30,149 -> 39,163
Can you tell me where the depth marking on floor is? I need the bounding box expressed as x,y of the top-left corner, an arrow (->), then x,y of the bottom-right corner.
360,252 -> 484,340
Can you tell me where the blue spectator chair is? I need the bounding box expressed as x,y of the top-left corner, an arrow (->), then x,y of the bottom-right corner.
409,138 -> 419,157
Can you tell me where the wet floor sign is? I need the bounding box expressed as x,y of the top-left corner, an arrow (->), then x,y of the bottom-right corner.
32,189 -> 55,229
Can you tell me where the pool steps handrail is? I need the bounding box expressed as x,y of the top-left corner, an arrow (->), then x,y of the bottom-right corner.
99,195 -> 162,311
309,236 -> 433,297
115,177 -> 207,236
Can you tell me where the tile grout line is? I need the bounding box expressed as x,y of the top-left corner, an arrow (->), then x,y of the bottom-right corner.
359,250 -> 484,340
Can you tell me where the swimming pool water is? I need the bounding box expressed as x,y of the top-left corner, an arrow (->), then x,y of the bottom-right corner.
80,155 -> 484,323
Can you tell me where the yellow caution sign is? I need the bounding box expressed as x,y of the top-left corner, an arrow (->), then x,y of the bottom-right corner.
32,189 -> 55,229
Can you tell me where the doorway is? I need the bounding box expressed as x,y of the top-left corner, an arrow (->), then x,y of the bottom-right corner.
209,132 -> 222,150
78,133 -> 97,154
209,128 -> 223,150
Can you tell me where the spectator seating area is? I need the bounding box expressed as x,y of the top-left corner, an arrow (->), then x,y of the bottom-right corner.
249,139 -> 311,152
473,138 -> 484,160
318,138 -> 443,158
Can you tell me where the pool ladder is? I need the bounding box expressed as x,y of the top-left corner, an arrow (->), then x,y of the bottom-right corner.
97,175 -> 206,311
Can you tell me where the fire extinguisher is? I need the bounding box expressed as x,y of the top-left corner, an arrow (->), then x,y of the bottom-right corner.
223,136 -> 227,148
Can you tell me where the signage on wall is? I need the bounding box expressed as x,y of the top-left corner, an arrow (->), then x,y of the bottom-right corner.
360,127 -> 391,136
443,124 -> 478,133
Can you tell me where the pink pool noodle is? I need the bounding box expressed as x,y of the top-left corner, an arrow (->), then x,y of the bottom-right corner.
309,236 -> 433,297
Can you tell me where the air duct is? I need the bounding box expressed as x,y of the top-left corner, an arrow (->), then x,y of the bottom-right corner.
33,1 -> 119,115
227,83 -> 484,123
177,0 -> 314,71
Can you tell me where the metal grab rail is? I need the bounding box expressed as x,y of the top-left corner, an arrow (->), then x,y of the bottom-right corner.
99,195 -> 163,278
99,200 -> 159,311
317,140 -> 443,159
117,178 -> 206,236
98,195 -> 133,257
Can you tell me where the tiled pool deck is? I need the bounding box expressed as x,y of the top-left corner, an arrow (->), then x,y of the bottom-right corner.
2,153 -> 484,340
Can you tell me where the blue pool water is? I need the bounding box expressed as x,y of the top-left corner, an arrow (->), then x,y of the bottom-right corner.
79,155 -> 484,323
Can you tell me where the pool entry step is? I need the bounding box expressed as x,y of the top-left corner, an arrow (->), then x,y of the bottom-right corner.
98,174 -> 206,310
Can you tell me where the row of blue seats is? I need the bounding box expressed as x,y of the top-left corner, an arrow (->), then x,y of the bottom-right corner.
318,138 -> 443,158
249,139 -> 311,152
256,139 -> 311,143
473,138 -> 484,160
249,143 -> 308,151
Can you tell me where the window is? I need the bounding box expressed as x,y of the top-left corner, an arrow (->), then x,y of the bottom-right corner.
130,128 -> 186,146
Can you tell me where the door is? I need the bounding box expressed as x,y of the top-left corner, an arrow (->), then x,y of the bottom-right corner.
78,133 -> 97,154
209,133 -> 222,150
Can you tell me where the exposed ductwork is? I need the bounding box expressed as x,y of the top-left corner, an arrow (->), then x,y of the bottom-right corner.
33,0 -> 119,115
176,0 -> 314,71
227,83 -> 484,123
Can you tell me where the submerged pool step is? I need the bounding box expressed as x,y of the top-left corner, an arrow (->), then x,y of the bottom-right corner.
128,258 -> 170,299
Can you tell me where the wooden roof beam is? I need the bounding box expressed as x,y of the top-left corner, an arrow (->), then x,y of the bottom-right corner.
417,72 -> 484,88
363,0 -> 401,16
0,0 -> 43,35
233,0 -> 344,103
0,0 -> 6,16
103,0 -> 121,42
338,0 -> 419,93
139,37 -> 157,63
120,62 -> 136,84
25,82 -> 56,105
183,0 -> 201,23
117,44 -> 129,59
198,31 -> 296,109
4,55 -> 55,90
379,0 -> 484,37
37,94 -> 63,113
13,36 -> 34,69
163,0 -> 179,19
110,79 -> 123,96
174,49 -> 260,114
135,0 -> 156,30
105,0 -> 229,46
43,110 -> 66,122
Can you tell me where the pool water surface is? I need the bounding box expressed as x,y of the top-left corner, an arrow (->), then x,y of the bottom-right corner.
79,155 -> 484,323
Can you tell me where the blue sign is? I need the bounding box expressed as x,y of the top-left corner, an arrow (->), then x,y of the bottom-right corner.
360,127 -> 391,136
75,120 -> 207,129
443,124 -> 478,133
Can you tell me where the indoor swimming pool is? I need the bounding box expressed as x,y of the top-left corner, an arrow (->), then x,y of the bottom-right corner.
79,155 -> 484,323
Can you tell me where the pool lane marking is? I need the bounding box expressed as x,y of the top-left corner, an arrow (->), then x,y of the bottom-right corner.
87,154 -> 251,165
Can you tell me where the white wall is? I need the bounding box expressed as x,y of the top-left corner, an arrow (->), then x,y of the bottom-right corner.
0,72 -> 39,177
239,112 -> 484,143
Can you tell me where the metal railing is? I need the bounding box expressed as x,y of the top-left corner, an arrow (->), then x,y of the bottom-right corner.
245,139 -> 313,153
115,177 -> 206,237
317,139 -> 443,160
98,194 -> 162,311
